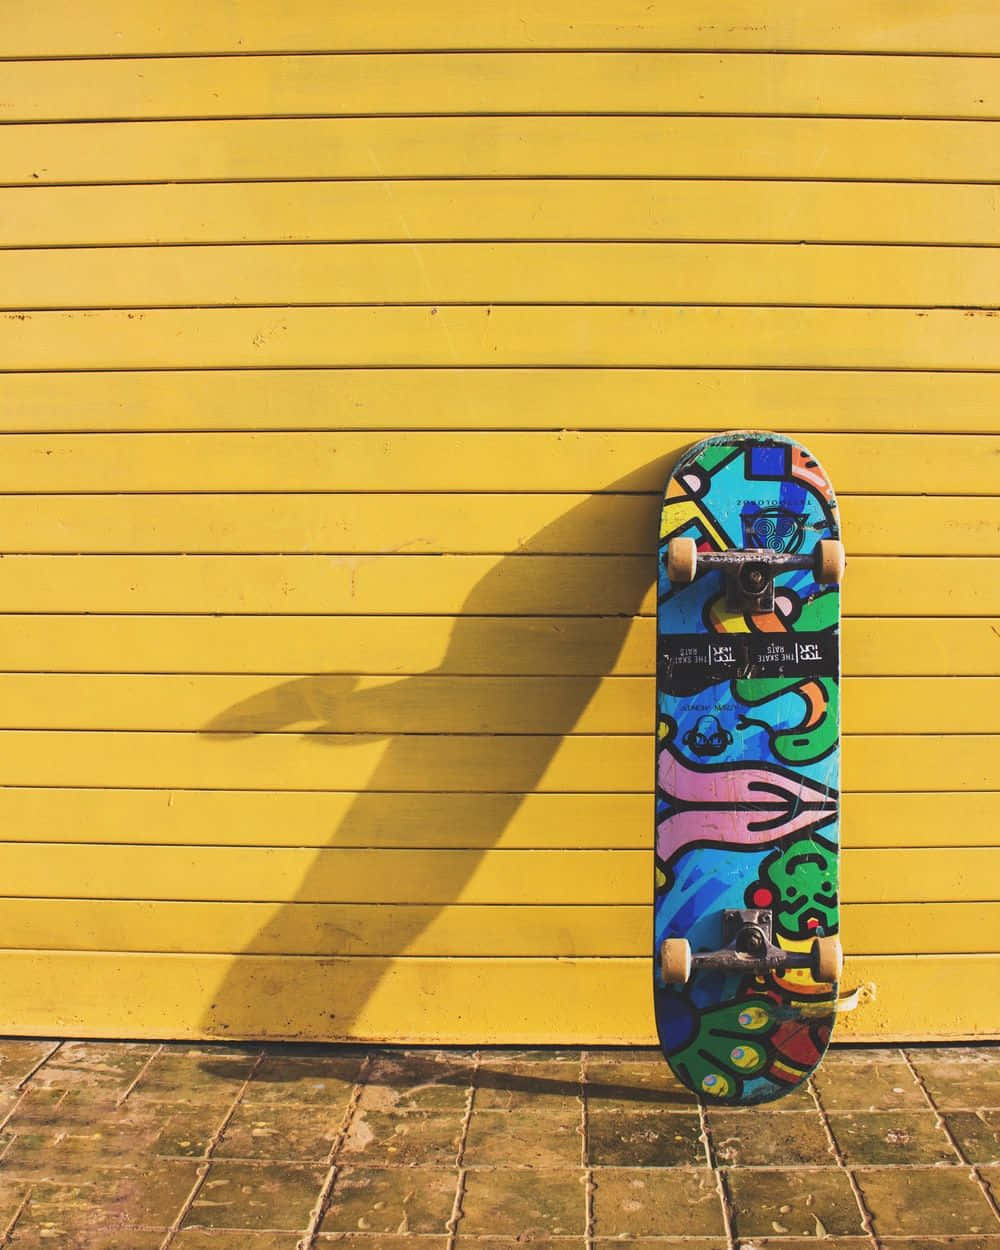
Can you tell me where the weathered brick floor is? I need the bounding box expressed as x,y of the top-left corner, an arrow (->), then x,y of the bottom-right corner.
0,1041 -> 998,1247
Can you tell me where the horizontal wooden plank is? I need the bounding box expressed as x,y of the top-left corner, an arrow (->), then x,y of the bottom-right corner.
0,555 -> 992,616
2,675 -> 996,735
0,786 -> 991,849
0,432 -> 995,495
8,242 -> 1000,310
4,2 -> 1000,57
0,615 -> 995,679
7,182 -> 1000,249
7,53 -> 1000,122
1,493 -> 995,556
0,845 -> 991,905
0,730 -> 991,792
0,899 -> 991,957
4,118 -> 1000,186
5,369 -> 1000,435
4,307 -> 1000,371
0,950 -> 989,1041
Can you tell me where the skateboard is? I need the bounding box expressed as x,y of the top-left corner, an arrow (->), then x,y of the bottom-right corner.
654,431 -> 846,1105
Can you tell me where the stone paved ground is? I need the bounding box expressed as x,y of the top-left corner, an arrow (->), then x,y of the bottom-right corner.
0,1041 -> 998,1247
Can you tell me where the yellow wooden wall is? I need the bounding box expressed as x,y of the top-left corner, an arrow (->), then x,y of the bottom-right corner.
0,2 -> 998,1042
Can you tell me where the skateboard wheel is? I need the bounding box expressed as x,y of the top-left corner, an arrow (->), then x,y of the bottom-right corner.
814,539 -> 846,584
667,537 -> 698,584
660,938 -> 692,984
810,935 -> 843,983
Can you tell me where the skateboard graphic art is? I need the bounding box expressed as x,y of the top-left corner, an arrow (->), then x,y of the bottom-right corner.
654,431 -> 848,1105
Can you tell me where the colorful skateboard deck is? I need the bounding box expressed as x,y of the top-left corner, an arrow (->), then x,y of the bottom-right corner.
654,432 -> 844,1105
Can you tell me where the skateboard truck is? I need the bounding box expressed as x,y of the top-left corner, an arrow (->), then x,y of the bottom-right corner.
661,911 -> 843,984
666,538 -> 846,613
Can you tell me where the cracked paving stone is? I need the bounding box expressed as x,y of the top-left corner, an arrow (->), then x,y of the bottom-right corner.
811,1052 -> 926,1111
463,1108 -> 581,1167
906,1048 -> 1000,1110
827,1109 -> 958,1164
243,1054 -> 365,1106
855,1165 -> 1000,1236
725,1167 -> 866,1238
340,1109 -> 464,1167
183,1161 -> 326,1231
587,1109 -> 704,1166
708,1110 -> 833,1166
457,1169 -> 586,1237
944,1110 -> 1000,1163
217,1102 -> 343,1161
591,1167 -> 725,1237
319,1165 -> 457,1234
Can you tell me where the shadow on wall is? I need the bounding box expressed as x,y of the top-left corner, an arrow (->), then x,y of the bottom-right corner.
196,458 -> 682,1040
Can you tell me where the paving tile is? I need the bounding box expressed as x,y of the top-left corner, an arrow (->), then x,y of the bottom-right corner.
358,1056 -> 474,1113
217,1102 -> 343,1161
479,1048 -> 583,1064
340,1109 -> 464,1167
708,1109 -> 833,1166
827,1109 -> 958,1164
243,1053 -> 365,1106
0,1041 -> 57,1092
725,1167 -> 866,1237
7,1230 -> 165,1249
473,1065 -> 581,1114
320,1239 -> 448,1249
2,1099 -> 221,1174
587,1109 -> 704,1166
593,1242 -> 727,1250
183,1160 -> 326,1230
174,1235 -> 303,1250
947,1110 -> 1000,1163
24,1042 -> 158,1098
8,1162 -> 202,1232
458,1169 -> 585,1237
0,1177 -> 32,1223
464,1108 -> 581,1167
812,1052 -> 926,1111
722,1242 -> 872,1250
591,1167 -> 726,1237
128,1047 -> 258,1107
907,1048 -> 1000,1109
856,1165 -> 1000,1236
585,1061 -> 699,1110
455,1243 -> 586,1250
843,1242 -> 1000,1250
980,1163 -> 1000,1210
319,1165 -> 457,1234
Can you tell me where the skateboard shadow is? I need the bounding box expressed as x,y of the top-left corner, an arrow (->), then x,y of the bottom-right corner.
196,460 -> 681,1040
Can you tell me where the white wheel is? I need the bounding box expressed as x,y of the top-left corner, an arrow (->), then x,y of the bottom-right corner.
814,539 -> 845,585
811,935 -> 843,983
667,537 -> 698,585
661,938 -> 692,984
